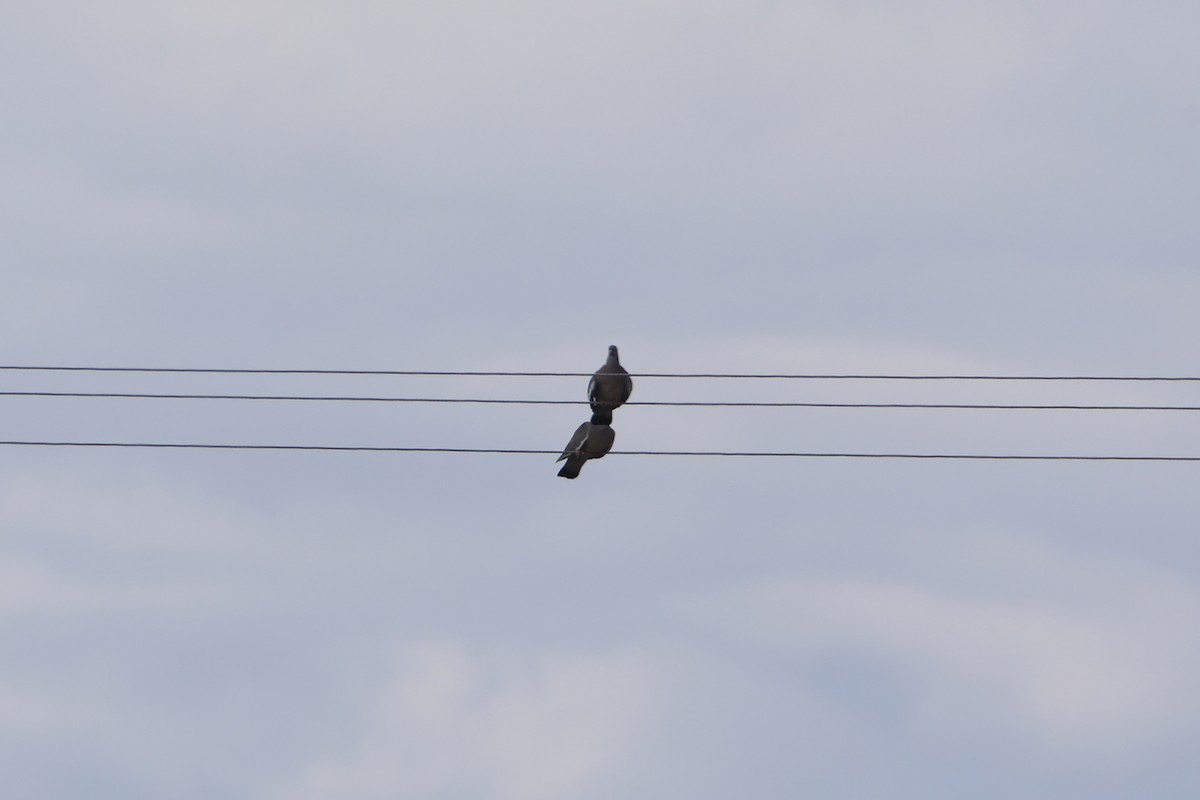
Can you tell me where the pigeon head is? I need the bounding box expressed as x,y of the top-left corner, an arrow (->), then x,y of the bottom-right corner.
607,345 -> 620,363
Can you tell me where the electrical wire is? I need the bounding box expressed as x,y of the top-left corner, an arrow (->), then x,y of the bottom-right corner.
1,440 -> 1197,461
3,390 -> 1200,412
4,365 -> 1200,381
5,367 -> 1196,461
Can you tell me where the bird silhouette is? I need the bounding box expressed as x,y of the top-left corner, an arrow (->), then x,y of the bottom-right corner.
556,412 -> 616,479
587,345 -> 633,416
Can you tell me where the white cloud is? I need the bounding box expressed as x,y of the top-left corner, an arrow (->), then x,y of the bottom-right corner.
0,464 -> 290,621
3,1 -> 1199,796
678,529 -> 1200,754
269,639 -> 668,800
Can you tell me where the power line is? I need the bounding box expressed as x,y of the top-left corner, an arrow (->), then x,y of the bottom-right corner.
4,365 -> 1200,381
0,391 -> 583,404
1,440 -> 1197,461
3,390 -> 1200,412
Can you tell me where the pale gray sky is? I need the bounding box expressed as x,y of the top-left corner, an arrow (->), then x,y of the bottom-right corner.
3,2 -> 1200,797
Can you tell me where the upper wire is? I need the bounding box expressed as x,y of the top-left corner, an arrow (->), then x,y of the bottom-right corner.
4,365 -> 1200,381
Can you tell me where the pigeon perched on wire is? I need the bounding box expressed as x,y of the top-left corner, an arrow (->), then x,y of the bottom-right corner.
556,412 -> 616,479
588,345 -> 633,416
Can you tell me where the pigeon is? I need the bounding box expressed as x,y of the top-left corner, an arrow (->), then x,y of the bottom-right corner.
556,412 -> 616,479
588,345 -> 633,416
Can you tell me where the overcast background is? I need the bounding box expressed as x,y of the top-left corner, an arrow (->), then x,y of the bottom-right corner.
3,1 -> 1200,797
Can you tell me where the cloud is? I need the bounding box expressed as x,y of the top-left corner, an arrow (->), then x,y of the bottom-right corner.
269,639 -> 669,800
3,2 -> 1200,797
679,529 -> 1200,754
0,462 -> 295,625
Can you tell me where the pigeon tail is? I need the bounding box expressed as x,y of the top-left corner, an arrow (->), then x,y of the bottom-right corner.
590,409 -> 613,425
557,457 -> 584,479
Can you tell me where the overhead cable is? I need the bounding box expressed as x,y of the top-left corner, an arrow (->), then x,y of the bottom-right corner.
3,365 -> 1200,381
1,440 -> 1197,461
3,390 -> 1200,412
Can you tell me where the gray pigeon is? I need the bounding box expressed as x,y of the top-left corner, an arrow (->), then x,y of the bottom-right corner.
556,413 -> 616,479
588,345 -> 633,416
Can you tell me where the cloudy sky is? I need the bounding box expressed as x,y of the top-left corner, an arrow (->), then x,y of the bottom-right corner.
3,1 -> 1200,797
